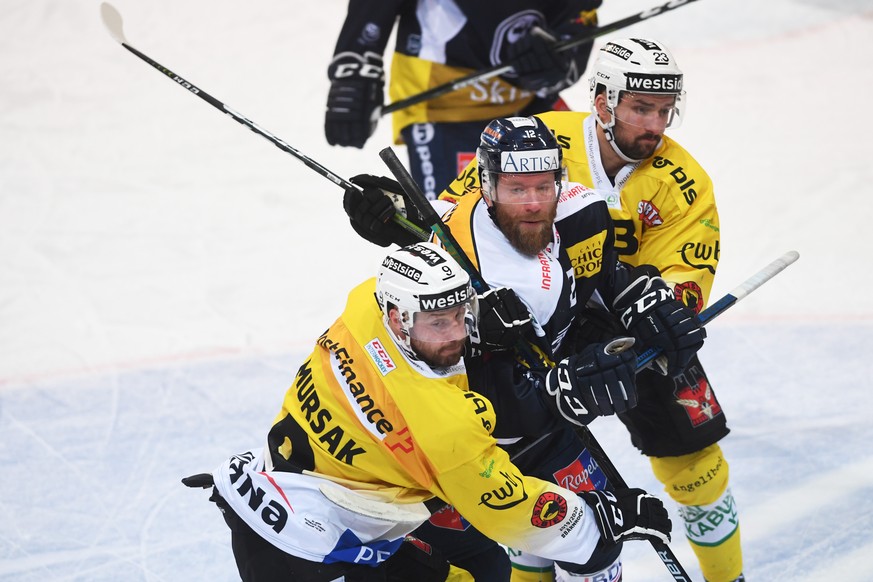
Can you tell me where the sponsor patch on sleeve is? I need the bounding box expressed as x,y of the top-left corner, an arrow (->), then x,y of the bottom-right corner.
673,281 -> 703,314
530,492 -> 568,528
637,199 -> 663,227
365,339 -> 396,376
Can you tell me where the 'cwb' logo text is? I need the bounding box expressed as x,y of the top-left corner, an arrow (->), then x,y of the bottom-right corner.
419,287 -> 470,311
500,149 -> 560,173
625,73 -> 683,92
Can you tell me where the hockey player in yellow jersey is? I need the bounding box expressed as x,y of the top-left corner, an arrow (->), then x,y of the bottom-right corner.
439,39 -> 744,582
196,242 -> 672,582
342,117 -> 708,581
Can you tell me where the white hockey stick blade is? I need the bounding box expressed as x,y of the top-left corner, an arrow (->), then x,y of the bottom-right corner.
637,250 -> 800,367
100,3 -> 126,44
319,484 -> 431,526
695,249 -> 800,328
729,250 -> 799,301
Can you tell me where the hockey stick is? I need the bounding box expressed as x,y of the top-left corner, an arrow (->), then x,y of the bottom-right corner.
99,2 -> 428,241
379,148 -> 486,290
380,0 -> 701,116
379,145 -> 695,579
521,251 -> 801,464
634,250 -> 801,370
583,250 -> 800,581
380,145 -> 549,368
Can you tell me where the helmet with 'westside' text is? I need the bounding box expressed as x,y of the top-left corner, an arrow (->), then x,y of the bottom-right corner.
588,37 -> 685,130
589,38 -> 685,162
376,242 -> 477,351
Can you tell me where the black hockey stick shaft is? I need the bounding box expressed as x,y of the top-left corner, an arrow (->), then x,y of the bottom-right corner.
380,0 -> 701,116
574,427 -> 693,581
379,147 -> 490,294
380,145 -> 694,579
380,146 -> 551,369
99,2 -> 428,240
634,250 -> 800,370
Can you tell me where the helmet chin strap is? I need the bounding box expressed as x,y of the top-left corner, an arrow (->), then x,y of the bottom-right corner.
598,111 -> 645,164
479,173 -> 499,222
384,313 -> 416,357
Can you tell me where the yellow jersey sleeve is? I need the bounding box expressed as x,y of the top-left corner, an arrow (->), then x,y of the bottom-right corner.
432,437 -> 602,564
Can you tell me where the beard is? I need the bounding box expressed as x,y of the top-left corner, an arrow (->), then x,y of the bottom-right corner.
492,201 -> 557,257
614,129 -> 661,160
411,337 -> 466,368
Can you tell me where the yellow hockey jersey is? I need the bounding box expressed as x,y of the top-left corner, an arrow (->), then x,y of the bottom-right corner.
538,111 -> 719,312
266,278 -> 603,562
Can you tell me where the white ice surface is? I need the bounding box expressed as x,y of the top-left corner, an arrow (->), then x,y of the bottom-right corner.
1,0 -> 872,580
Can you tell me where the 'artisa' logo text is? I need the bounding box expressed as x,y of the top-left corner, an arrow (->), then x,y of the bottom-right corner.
500,149 -> 560,173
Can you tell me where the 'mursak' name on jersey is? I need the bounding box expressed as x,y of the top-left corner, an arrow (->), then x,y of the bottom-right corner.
293,359 -> 367,466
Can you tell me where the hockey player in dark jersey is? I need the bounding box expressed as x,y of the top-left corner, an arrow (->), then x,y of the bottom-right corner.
439,39 -> 746,582
324,0 -> 600,199
342,116 -> 706,581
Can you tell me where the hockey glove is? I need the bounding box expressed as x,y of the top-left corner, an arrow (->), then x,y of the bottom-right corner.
506,26 -> 571,92
613,266 -> 706,376
508,9 -> 599,96
343,174 -> 425,247
545,338 -> 638,426
325,53 -> 384,148
580,488 -> 672,547
475,287 -> 534,351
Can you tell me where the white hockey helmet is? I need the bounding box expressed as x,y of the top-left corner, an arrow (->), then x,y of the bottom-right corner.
376,242 -> 477,351
588,38 -> 685,145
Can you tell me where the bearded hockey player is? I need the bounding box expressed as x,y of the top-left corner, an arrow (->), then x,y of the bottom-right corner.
438,39 -> 745,582
343,117 -> 707,581
190,242 -> 673,582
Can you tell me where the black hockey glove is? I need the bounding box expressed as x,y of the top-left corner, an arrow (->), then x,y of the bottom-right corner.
475,287 -> 534,351
580,488 -> 672,547
544,338 -> 638,426
325,53 -> 384,148
343,174 -> 425,247
613,266 -> 705,376
506,26 -> 571,92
